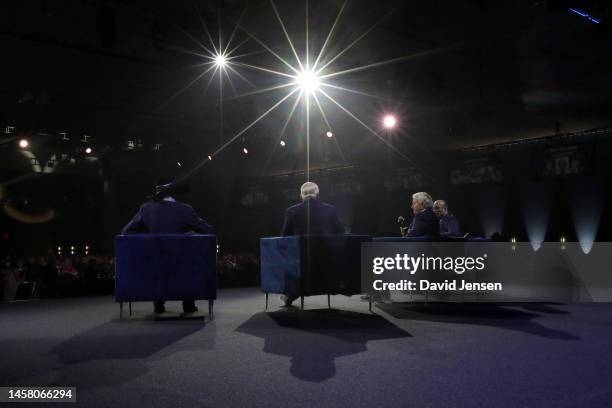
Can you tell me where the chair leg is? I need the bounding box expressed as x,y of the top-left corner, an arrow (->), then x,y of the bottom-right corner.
300,296 -> 304,310
119,302 -> 123,321
129,302 -> 132,316
265,293 -> 269,311
327,294 -> 331,309
209,300 -> 214,320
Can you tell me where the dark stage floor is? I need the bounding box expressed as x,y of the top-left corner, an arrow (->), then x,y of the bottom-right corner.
2,288 -> 612,407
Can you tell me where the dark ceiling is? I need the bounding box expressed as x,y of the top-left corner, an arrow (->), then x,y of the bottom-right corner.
0,0 -> 611,176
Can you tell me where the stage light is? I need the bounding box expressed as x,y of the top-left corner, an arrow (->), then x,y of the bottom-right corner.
560,236 -> 566,244
383,115 -> 397,129
177,161 -> 182,167
280,140 -> 286,147
85,147 -> 92,155
568,179 -> 605,254
18,139 -> 29,149
57,246 -> 62,251
242,147 -> 249,154
326,131 -> 333,138
519,182 -> 551,252
207,155 -> 212,161
70,246 -> 75,250
510,237 -> 516,244
295,70 -> 320,94
215,54 -> 227,68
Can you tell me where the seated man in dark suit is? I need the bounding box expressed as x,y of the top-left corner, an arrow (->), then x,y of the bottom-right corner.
280,181 -> 344,306
433,199 -> 462,237
400,192 -> 440,238
122,180 -> 213,315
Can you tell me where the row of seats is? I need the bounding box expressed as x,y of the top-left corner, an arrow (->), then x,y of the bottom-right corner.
115,234 -> 488,319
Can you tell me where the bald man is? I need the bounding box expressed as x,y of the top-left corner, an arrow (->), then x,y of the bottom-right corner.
432,200 -> 462,237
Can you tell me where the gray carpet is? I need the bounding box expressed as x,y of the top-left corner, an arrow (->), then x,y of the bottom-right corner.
2,288 -> 612,407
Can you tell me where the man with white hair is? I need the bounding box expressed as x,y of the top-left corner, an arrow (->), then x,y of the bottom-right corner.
400,191 -> 440,238
280,181 -> 344,306
281,181 -> 344,236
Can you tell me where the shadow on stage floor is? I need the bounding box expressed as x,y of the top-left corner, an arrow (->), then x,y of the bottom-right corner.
236,308 -> 410,382
40,319 -> 215,390
375,302 -> 579,340
50,319 -> 213,364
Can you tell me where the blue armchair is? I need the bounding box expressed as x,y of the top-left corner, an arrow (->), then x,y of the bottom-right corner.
115,234 -> 217,320
260,235 -> 371,310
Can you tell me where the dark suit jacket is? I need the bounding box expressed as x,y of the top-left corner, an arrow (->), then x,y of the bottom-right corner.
281,198 -> 344,236
404,207 -> 440,238
439,213 -> 462,237
122,199 -> 213,235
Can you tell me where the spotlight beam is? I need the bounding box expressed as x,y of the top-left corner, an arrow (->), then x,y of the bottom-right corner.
213,87 -> 299,156
194,2 -> 219,55
225,64 -> 257,89
203,65 -> 221,94
224,50 -> 265,61
224,39 -> 252,59
176,26 -> 217,57
319,82 -> 391,101
175,88 -> 299,184
156,64 -> 217,110
312,92 -> 346,162
232,61 -> 295,79
222,6 -> 248,55
167,45 -> 215,60
261,91 -> 303,174
305,0 -> 309,70
315,10 -> 392,75
320,40 -> 490,80
279,91 -> 303,142
311,93 -> 332,133
312,0 -> 348,72
270,0 -> 305,71
222,65 -> 237,94
306,91 -> 310,181
234,22 -> 301,75
223,82 -> 295,101
318,88 -> 412,163
217,6 -> 223,59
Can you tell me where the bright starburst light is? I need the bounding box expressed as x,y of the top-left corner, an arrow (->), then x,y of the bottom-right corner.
293,70 -> 320,94
170,0 -> 437,183
215,54 -> 228,68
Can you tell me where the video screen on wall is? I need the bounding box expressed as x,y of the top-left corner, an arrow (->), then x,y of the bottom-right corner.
538,145 -> 594,178
450,157 -> 503,185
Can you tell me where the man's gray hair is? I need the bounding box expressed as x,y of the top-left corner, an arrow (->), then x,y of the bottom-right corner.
300,181 -> 319,200
412,192 -> 433,208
